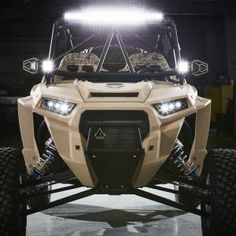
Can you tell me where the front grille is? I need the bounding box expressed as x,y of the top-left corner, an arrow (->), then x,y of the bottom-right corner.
80,110 -> 149,140
79,110 -> 149,191
87,126 -> 142,150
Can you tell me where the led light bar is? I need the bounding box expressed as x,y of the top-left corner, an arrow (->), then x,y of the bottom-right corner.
154,98 -> 188,116
64,7 -> 164,26
41,97 -> 76,115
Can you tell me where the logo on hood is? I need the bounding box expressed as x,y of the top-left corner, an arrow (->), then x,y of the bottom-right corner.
105,83 -> 124,88
94,128 -> 106,140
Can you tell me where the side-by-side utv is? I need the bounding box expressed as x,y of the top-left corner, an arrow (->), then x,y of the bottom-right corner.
0,7 -> 235,236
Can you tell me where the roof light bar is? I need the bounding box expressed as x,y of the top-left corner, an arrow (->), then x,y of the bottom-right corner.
64,7 -> 164,26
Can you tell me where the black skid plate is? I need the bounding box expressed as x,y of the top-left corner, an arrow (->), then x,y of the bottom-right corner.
86,123 -> 144,192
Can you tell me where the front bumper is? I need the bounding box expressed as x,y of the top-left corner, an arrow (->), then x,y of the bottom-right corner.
18,84 -> 211,189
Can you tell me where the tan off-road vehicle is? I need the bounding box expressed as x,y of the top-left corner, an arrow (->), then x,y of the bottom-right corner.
0,7 -> 236,236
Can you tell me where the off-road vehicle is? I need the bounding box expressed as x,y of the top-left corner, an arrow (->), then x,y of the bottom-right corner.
1,6 -> 236,236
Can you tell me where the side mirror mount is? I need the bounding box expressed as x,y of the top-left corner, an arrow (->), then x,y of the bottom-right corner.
190,60 -> 208,76
23,57 -> 40,74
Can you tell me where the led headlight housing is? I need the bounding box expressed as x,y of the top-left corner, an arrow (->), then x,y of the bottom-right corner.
41,98 -> 76,115
154,98 -> 188,116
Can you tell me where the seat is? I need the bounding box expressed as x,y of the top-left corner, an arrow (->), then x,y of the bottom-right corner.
130,52 -> 169,70
120,52 -> 170,72
54,52 -> 101,81
58,52 -> 100,72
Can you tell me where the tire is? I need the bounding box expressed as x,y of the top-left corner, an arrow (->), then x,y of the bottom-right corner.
0,147 -> 27,236
201,149 -> 236,236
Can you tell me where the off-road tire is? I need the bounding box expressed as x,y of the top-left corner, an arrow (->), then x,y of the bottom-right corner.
0,147 -> 27,236
201,149 -> 236,236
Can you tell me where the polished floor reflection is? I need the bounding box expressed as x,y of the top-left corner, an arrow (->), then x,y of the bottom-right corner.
26,186 -> 202,236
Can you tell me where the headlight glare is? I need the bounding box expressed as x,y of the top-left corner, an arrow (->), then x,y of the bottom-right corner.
41,98 -> 76,115
154,98 -> 188,116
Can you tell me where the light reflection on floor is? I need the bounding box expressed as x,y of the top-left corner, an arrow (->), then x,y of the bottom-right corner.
26,184 -> 201,236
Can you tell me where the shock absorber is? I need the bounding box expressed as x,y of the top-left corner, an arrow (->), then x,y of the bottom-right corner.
162,139 -> 196,177
31,138 -> 66,178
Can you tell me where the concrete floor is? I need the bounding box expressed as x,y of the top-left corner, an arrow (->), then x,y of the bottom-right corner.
1,126 -> 235,236
26,185 -> 202,236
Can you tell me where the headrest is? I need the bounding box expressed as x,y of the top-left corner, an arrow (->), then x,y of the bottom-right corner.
58,53 -> 100,71
129,52 -> 169,70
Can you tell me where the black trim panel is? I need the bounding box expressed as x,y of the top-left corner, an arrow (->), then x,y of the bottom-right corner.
90,92 -> 139,97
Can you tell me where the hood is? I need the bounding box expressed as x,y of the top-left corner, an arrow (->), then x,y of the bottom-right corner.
75,81 -> 154,102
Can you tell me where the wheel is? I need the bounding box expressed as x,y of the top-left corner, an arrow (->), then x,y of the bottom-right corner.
201,149 -> 236,236
27,183 -> 51,209
0,147 -> 27,236
175,184 -> 200,208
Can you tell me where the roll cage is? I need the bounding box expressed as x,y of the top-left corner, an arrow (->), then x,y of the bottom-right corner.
45,17 -> 185,84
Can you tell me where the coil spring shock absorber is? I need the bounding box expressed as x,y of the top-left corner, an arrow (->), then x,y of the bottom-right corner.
163,139 -> 196,177
31,138 -> 66,178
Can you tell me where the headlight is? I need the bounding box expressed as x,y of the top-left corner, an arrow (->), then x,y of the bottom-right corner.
41,98 -> 76,115
154,98 -> 188,116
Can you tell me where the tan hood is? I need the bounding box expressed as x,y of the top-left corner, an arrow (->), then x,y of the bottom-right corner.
75,81 -> 154,102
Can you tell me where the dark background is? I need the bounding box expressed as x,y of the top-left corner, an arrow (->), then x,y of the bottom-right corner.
0,0 -> 236,147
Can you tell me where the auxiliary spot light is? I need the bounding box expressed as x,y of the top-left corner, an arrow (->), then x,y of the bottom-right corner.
42,59 -> 55,73
177,60 -> 190,74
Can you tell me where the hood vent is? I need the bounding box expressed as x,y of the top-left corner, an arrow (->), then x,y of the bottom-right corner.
90,92 -> 139,97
